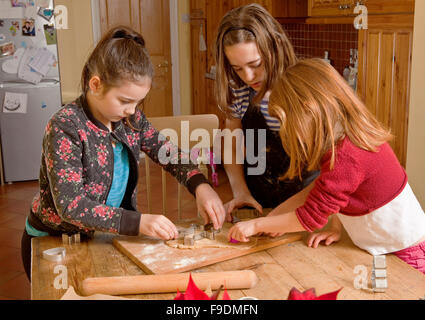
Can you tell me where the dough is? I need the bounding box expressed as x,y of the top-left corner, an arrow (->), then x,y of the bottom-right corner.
166,222 -> 257,250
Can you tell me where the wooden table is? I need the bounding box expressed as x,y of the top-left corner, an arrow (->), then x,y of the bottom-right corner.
31,229 -> 425,300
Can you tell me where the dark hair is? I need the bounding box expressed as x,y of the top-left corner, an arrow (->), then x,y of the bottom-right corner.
81,26 -> 154,97
214,4 -> 297,116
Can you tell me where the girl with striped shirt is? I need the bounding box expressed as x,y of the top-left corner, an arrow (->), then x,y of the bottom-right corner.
214,4 -> 318,219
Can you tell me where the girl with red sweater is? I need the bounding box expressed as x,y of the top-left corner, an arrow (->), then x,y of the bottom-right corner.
228,58 -> 425,273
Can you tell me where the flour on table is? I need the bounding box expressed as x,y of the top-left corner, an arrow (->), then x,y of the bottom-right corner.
173,257 -> 207,268
141,245 -> 157,254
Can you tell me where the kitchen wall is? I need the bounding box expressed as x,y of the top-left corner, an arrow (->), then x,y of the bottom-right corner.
56,0 -> 193,114
282,23 -> 358,76
407,0 -> 425,207
56,0 -> 94,104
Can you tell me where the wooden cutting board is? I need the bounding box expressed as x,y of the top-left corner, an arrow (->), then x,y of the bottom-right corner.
113,225 -> 304,274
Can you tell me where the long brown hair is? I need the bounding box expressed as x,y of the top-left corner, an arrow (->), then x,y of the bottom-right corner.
269,58 -> 393,180
81,26 -> 154,128
214,3 -> 297,116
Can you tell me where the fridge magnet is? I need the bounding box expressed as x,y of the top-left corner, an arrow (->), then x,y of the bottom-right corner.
11,21 -> 20,30
22,19 -> 35,36
9,26 -> 17,37
0,20 -> 4,27
38,8 -> 54,21
10,0 -> 27,7
0,34 -> 5,42
2,92 -> 28,114
43,24 -> 56,45
0,42 -> 15,58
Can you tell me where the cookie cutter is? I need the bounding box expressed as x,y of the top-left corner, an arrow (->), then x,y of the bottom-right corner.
204,223 -> 220,240
42,247 -> 66,262
372,255 -> 387,293
62,233 -> 81,245
178,223 -> 221,245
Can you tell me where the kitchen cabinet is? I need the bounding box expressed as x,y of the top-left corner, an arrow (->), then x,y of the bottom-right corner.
308,0 -> 414,17
269,0 -> 308,18
308,0 -> 354,17
361,0 -> 414,14
357,17 -> 414,167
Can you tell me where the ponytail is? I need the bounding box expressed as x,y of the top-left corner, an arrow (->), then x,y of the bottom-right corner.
81,26 -> 154,97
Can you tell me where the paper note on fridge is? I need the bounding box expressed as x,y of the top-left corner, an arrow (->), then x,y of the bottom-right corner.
17,47 -> 43,84
2,92 -> 28,114
2,47 -> 25,74
27,47 -> 55,76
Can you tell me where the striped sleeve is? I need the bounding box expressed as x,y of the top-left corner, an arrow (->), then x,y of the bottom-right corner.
228,86 -> 251,119
259,99 -> 280,131
228,86 -> 281,131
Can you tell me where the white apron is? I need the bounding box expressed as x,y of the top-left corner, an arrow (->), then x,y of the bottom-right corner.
337,183 -> 425,256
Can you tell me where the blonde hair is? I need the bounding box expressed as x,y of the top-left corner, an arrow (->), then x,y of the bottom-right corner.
214,3 -> 297,116
269,58 -> 393,180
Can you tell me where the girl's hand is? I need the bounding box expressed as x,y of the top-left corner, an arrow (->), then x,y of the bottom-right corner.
195,183 -> 226,230
307,229 -> 341,248
228,219 -> 259,242
139,214 -> 179,240
224,194 -> 263,222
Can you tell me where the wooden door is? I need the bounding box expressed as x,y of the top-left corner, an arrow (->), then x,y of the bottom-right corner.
98,0 -> 173,117
357,24 -> 413,167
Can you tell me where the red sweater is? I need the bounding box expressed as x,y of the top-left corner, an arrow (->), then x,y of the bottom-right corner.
295,137 -> 407,232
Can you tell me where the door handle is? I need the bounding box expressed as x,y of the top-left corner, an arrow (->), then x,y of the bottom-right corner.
157,61 -> 169,68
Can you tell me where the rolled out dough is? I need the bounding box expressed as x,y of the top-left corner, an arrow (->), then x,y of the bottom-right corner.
166,222 -> 257,250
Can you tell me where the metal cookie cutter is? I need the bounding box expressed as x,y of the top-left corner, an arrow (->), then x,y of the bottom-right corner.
231,215 -> 241,224
62,233 -> 81,245
178,224 -> 204,246
372,255 -> 388,293
42,247 -> 66,262
178,223 -> 221,245
204,222 -> 221,240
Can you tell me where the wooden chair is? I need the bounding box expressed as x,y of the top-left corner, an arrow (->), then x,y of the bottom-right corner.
144,114 -> 219,220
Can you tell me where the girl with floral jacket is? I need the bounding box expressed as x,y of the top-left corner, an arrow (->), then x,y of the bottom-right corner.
21,26 -> 226,280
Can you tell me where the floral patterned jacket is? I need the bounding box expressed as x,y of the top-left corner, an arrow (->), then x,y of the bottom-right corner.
28,95 -> 209,237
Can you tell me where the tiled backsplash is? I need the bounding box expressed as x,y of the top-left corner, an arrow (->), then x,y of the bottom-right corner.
281,23 -> 359,76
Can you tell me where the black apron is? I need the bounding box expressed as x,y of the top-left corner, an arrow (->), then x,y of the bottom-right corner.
241,91 -> 319,208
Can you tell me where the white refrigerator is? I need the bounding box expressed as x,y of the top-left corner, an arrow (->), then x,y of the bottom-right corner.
0,0 -> 62,182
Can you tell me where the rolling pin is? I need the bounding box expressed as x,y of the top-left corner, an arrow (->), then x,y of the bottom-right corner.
80,270 -> 258,296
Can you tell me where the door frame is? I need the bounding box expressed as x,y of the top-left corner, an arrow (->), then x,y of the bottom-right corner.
90,0 -> 181,115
